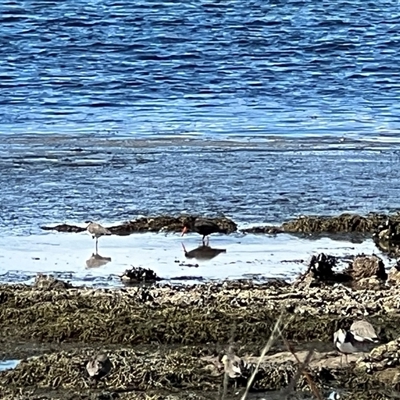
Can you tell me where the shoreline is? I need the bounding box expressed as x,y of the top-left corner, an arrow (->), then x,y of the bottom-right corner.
4,132 -> 400,151
0,212 -> 398,288
1,212 -> 400,398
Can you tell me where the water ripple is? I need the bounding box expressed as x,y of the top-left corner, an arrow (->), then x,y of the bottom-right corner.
0,0 -> 399,138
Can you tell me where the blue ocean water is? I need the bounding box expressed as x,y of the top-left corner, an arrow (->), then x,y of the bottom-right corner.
1,0 -> 400,238
1,1 -> 400,287
1,0 -> 400,139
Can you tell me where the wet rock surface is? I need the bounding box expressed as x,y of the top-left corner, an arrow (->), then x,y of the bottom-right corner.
1,279 -> 400,399
41,215 -> 238,235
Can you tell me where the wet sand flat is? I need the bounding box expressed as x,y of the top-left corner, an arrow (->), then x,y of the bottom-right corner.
0,230 -> 389,286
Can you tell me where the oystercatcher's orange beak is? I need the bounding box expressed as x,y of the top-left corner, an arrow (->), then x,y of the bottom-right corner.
181,226 -> 188,236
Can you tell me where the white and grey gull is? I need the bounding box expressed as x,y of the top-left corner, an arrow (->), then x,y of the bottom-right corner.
333,319 -> 379,364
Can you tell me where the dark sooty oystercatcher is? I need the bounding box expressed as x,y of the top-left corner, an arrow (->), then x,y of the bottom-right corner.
181,217 -> 221,245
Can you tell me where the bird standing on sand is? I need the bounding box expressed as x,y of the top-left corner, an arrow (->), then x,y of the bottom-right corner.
334,319 -> 379,365
181,217 -> 221,245
86,353 -> 112,379
86,221 -> 112,253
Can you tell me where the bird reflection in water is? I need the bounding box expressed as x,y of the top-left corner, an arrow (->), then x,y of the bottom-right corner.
181,243 -> 226,261
86,253 -> 112,268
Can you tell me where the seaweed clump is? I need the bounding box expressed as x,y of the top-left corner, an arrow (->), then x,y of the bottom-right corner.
120,267 -> 162,284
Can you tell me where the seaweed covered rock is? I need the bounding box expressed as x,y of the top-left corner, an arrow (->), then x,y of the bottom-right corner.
120,267 -> 161,284
33,274 -> 73,290
3,280 -> 400,351
0,347 -> 220,392
240,225 -> 283,234
41,215 -> 238,236
282,213 -> 385,233
346,254 -> 387,282
3,344 -> 400,399
1,280 -> 400,398
41,223 -> 86,233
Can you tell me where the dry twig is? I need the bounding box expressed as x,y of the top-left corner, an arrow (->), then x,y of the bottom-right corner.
278,327 -> 323,400
240,312 -> 288,400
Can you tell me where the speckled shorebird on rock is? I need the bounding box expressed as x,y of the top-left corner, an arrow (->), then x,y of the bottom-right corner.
334,319 -> 379,365
218,347 -> 250,379
181,217 -> 222,245
220,353 -> 245,378
86,221 -> 112,253
86,353 -> 112,379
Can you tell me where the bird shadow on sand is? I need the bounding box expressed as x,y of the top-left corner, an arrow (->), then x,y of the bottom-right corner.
85,252 -> 112,268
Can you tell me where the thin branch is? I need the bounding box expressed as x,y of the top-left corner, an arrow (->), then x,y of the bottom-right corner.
283,348 -> 314,397
278,327 -> 323,400
240,312 -> 289,400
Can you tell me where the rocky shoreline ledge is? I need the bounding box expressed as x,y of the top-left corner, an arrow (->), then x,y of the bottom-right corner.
1,274 -> 400,400
41,211 -> 400,257
2,211 -> 399,399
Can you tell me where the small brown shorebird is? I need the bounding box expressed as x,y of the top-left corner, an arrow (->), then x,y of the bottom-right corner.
333,319 -> 379,365
220,353 -> 246,379
86,353 -> 112,379
86,221 -> 111,253
181,217 -> 221,245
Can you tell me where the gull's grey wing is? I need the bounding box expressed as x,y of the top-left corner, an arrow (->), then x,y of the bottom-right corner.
350,320 -> 378,342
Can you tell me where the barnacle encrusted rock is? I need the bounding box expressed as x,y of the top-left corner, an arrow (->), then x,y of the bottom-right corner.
346,254 -> 388,281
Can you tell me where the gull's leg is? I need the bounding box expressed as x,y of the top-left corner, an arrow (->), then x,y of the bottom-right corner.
95,238 -> 99,254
